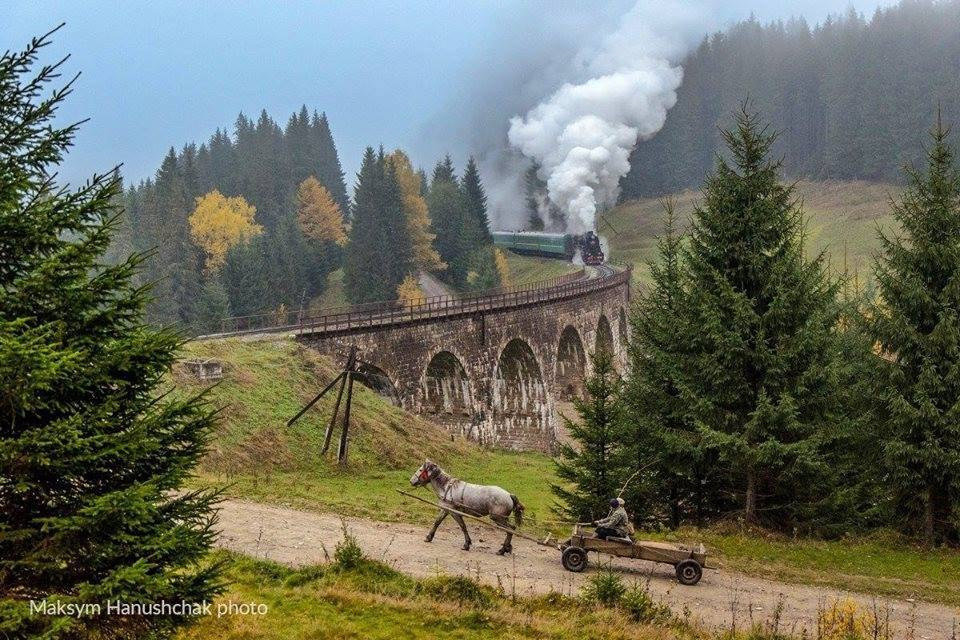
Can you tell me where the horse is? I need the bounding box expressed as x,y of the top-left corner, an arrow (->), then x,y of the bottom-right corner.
410,459 -> 525,555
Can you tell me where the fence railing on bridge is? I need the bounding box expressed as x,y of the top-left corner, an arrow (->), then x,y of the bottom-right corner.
203,265 -> 630,339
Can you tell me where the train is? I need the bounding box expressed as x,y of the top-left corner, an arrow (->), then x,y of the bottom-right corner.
492,231 -> 605,265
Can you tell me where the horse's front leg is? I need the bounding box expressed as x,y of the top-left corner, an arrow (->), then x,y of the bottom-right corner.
491,514 -> 514,555
425,509 -> 448,543
450,513 -> 472,551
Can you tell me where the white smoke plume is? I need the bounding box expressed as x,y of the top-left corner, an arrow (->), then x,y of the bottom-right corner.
507,1 -> 703,232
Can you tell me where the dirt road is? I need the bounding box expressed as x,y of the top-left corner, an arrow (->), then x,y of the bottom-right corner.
213,498 -> 957,638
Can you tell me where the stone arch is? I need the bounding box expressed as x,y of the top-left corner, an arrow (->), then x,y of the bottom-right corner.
555,325 -> 587,400
356,363 -> 399,405
421,350 -> 473,415
492,338 -> 547,417
595,314 -> 614,356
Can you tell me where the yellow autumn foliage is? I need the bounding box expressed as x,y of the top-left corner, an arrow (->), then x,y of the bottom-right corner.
297,176 -> 347,246
817,598 -> 876,640
396,274 -> 425,305
494,248 -> 511,287
387,150 -> 446,271
188,190 -> 262,272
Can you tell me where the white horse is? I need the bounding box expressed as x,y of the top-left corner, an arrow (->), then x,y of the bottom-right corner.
410,459 -> 525,554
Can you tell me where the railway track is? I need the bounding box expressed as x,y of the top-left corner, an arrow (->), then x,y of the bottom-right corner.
195,263 -> 629,341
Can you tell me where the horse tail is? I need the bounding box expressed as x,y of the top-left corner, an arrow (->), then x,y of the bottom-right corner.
510,494 -> 525,526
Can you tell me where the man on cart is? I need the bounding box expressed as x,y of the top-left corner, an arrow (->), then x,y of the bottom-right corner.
592,497 -> 631,541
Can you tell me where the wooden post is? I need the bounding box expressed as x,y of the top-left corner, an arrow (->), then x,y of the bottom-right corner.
338,369 -> 355,465
287,371 -> 344,428
322,372 -> 348,455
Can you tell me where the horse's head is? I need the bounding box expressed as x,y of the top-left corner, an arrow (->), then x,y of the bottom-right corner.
410,459 -> 439,487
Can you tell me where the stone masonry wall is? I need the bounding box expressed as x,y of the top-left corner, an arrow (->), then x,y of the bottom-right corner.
297,275 -> 630,452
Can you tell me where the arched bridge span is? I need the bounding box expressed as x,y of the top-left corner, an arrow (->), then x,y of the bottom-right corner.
292,266 -> 632,452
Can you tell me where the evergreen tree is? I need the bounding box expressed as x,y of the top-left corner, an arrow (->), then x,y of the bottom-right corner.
432,154 -> 456,184
681,106 -> 843,525
195,277 -> 231,334
461,156 -> 492,243
870,116 -> 960,544
344,147 -> 413,303
222,238 -> 269,317
524,162 -> 545,230
625,199 -> 707,527
312,111 -> 349,214
621,3 -> 960,198
552,349 -> 629,523
428,174 -> 471,287
0,32 -> 221,638
464,246 -> 502,292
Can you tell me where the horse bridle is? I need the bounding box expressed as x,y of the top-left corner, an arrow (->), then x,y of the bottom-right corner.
417,465 -> 439,485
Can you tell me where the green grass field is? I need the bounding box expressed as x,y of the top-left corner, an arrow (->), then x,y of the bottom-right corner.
178,551 -> 694,640
605,179 -> 899,287
503,252 -> 582,286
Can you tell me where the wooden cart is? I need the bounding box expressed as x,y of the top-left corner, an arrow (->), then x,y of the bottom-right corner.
559,525 -> 710,586
398,491 -> 711,586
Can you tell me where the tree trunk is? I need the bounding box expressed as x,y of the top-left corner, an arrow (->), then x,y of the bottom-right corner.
669,481 -> 680,529
745,471 -> 757,524
695,468 -> 704,528
924,483 -> 942,546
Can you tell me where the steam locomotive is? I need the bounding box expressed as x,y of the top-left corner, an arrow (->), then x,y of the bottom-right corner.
492,230 -> 605,265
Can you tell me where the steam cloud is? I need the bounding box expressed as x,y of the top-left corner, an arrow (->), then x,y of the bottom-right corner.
507,1 -> 698,232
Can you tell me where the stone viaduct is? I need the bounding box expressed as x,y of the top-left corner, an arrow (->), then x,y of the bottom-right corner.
293,267 -> 632,452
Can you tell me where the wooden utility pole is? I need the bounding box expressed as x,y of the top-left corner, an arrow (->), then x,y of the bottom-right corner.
287,345 -> 359,465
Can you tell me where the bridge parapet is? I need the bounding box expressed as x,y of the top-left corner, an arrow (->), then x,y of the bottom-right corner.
204,268 -> 592,338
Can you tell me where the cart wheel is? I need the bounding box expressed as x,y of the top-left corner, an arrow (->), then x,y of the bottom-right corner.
561,546 -> 588,572
675,559 -> 702,586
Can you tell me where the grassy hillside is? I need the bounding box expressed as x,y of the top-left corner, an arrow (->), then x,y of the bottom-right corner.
175,338 -> 467,472
175,338 -> 557,522
503,253 -> 582,286
604,179 -> 899,287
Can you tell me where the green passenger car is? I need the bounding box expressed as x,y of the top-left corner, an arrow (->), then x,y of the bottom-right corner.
492,231 -> 575,259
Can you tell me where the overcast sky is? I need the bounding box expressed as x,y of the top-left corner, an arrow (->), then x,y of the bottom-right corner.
4,0 -> 895,189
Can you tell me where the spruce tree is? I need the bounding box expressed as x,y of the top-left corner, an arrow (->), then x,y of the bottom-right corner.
344,147 -> 413,303
0,32 -> 221,638
524,162 -> 545,230
625,200 -> 705,527
552,349 -> 629,523
461,156 -> 492,243
428,177 -> 471,287
312,111 -> 349,214
870,116 -> 960,544
682,106 -> 842,525
432,154 -> 456,184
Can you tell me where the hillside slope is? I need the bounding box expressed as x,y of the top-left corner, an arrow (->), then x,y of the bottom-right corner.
174,338 -> 557,521
605,179 -> 899,286
174,339 -> 468,473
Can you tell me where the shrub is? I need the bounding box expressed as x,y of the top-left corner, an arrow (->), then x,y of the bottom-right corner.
620,584 -> 672,624
419,575 -> 496,610
334,525 -> 365,570
580,569 -> 626,607
817,598 -> 877,640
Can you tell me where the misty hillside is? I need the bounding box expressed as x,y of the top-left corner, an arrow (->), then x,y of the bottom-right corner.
621,0 -> 960,198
